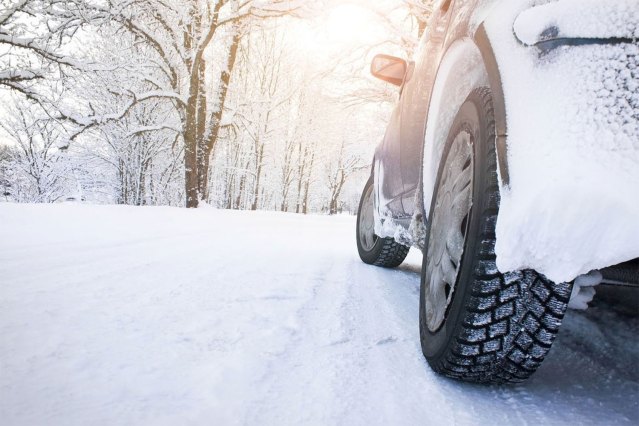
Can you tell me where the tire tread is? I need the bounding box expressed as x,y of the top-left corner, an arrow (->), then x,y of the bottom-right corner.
372,238 -> 410,267
423,88 -> 571,384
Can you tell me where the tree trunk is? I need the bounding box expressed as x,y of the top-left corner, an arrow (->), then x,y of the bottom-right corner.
184,83 -> 200,207
329,171 -> 345,215
251,143 -> 264,211
183,14 -> 203,208
235,174 -> 245,209
295,141 -> 305,214
301,149 -> 315,214
302,180 -> 311,215
120,157 -> 130,205
183,1 -> 224,208
195,55 -> 208,199
198,26 -> 241,200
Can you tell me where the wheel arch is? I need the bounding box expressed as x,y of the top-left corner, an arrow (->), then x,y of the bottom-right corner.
474,23 -> 509,187
421,37 -> 488,218
420,28 -> 509,221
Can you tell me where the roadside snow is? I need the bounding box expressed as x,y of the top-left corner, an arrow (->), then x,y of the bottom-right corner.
1,204 -> 638,425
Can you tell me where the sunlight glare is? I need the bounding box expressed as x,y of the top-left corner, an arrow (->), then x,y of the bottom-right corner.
287,3 -> 385,61
324,4 -> 381,46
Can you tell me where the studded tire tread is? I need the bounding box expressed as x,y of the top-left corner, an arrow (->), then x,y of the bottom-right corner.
371,238 -> 410,268
420,88 -> 572,384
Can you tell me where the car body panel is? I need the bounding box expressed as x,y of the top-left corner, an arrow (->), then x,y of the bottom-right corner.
374,107 -> 407,217
398,3 -> 455,217
375,0 -> 498,223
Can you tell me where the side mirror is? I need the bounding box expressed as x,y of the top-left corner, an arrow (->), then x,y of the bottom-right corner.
371,54 -> 408,86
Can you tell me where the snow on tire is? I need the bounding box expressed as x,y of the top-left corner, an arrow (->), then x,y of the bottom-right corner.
419,88 -> 573,384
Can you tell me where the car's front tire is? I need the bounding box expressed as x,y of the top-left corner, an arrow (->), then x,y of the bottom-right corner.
419,88 -> 572,384
356,177 -> 410,268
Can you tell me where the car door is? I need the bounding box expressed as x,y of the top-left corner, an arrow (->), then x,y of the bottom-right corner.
374,102 -> 406,218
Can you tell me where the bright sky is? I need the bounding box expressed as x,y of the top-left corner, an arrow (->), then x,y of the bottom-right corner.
289,2 -> 396,62
323,4 -> 388,47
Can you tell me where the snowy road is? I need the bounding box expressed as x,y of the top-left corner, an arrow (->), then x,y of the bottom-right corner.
1,204 -> 637,425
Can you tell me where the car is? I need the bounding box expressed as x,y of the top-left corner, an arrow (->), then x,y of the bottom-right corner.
57,196 -> 86,203
356,0 -> 639,384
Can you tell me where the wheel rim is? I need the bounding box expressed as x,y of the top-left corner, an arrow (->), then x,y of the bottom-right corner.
424,130 -> 474,332
359,184 -> 378,251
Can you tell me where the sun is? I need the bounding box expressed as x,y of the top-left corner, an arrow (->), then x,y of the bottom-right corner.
284,2 -> 387,65
324,4 -> 382,47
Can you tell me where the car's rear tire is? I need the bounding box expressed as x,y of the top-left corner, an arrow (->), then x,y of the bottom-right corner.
356,177 -> 410,268
419,88 -> 572,384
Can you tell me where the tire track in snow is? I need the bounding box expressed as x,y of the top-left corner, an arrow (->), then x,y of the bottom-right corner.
243,253 -> 364,425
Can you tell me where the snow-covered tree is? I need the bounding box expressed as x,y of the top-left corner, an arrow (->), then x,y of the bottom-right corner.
0,101 -> 68,202
0,0 -> 432,214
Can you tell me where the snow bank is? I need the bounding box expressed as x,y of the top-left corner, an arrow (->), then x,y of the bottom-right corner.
485,1 -> 639,283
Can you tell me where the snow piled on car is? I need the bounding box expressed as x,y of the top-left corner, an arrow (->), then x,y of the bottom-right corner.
485,0 -> 639,283
513,0 -> 639,45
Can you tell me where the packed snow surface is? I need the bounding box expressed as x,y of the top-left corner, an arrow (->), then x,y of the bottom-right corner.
1,204 -> 638,425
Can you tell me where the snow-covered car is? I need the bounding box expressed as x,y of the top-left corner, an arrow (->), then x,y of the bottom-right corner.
356,0 -> 639,384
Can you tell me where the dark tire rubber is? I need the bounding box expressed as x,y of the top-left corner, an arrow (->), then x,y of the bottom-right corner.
419,88 -> 572,384
356,177 -> 410,268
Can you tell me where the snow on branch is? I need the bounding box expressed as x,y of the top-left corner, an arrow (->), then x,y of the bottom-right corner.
126,124 -> 182,138
60,90 -> 187,143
